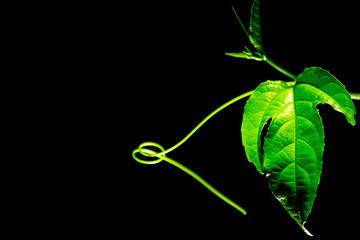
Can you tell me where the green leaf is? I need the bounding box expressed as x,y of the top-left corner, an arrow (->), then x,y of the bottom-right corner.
297,67 -> 356,126
249,0 -> 264,56
241,67 -> 356,234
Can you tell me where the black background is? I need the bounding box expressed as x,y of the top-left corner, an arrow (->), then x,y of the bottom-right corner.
11,0 -> 360,238
123,0 -> 360,239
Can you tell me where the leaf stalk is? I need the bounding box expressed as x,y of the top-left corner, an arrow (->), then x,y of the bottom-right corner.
264,56 -> 297,81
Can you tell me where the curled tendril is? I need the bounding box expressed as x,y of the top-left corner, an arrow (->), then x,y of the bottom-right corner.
131,91 -> 255,215
132,142 -> 166,165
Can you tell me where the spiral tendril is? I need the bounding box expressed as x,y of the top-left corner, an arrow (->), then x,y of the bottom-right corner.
132,142 -> 166,165
131,91 -> 255,215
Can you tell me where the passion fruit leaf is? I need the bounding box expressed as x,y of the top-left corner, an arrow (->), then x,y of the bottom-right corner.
241,67 -> 356,234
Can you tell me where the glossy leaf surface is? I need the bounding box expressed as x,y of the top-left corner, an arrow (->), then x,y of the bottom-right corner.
241,67 -> 356,234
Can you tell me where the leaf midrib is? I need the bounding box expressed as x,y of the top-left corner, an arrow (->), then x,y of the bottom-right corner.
292,86 -> 302,221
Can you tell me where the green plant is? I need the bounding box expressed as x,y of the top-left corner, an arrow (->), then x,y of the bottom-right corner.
132,0 -> 359,236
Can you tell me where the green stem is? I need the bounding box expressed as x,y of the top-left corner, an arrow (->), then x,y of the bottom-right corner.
264,56 -> 297,81
350,92 -> 360,100
232,6 -> 250,39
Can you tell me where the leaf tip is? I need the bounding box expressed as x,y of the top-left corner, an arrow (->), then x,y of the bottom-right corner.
345,110 -> 356,126
350,119 -> 356,126
302,224 -> 313,237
